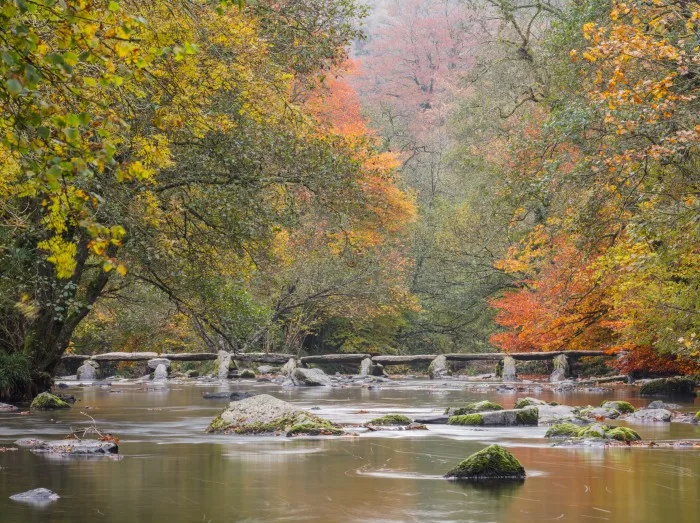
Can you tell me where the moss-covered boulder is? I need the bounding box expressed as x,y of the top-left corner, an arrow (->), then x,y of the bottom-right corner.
445,444 -> 526,481
601,401 -> 635,414
30,392 -> 71,410
447,401 -> 503,416
448,408 -> 538,426
368,414 -> 412,426
206,394 -> 342,436
545,423 -> 582,438
577,423 -> 609,439
514,397 -> 557,409
606,427 -> 641,442
238,369 -> 256,379
694,411 -> 700,423
639,377 -> 696,396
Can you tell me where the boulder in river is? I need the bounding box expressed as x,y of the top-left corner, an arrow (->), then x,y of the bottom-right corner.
580,407 -> 620,420
601,400 -> 635,414
428,355 -> 449,379
153,363 -> 169,381
647,400 -> 681,410
239,369 -> 256,379
445,401 -> 503,416
448,407 -> 538,426
291,367 -> 332,387
206,394 -> 342,436
545,422 -> 640,443
368,414 -> 412,426
16,438 -> 119,455
550,354 -> 569,382
625,408 -> 672,422
9,488 -> 60,507
217,351 -> 233,379
30,392 -> 71,410
281,358 -> 297,376
0,402 -> 18,412
513,397 -> 555,409
639,377 -> 696,396
445,444 -> 525,481
76,360 -> 100,380
202,391 -> 256,401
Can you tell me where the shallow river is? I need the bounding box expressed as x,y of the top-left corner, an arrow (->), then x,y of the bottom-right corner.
1,379 -> 699,522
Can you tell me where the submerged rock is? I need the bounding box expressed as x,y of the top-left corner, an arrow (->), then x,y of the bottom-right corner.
19,439 -> 119,455
206,394 -> 342,436
30,392 -> 71,410
291,367 -> 332,387
202,391 -> 256,401
9,488 -> 60,507
448,408 -> 538,426
639,377 -> 696,396
625,408 -> 672,422
445,444 -> 525,481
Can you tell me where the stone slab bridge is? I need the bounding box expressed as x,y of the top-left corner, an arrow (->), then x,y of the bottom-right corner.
61,350 -> 612,382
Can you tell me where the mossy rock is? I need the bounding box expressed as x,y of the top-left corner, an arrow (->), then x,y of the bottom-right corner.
448,413 -> 484,426
206,394 -> 342,436
239,369 -> 256,379
449,401 -> 503,416
577,423 -> 609,439
694,411 -> 700,423
545,423 -> 582,438
515,408 -> 539,426
445,444 -> 525,481
368,414 -> 412,426
606,427 -> 641,442
639,377 -> 696,396
30,392 -> 71,410
514,397 -> 556,409
601,401 -> 635,414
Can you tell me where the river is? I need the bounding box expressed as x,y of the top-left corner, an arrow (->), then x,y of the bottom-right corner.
1,379 -> 699,522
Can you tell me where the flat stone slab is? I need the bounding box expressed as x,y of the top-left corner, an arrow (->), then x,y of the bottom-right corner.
160,353 -> 218,361
91,352 -> 158,361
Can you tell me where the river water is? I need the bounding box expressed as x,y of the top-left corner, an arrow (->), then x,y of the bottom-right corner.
1,379 -> 699,522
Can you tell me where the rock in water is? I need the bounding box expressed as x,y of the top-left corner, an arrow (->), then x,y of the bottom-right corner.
445,444 -> 525,481
359,358 -> 372,376
0,402 -> 18,412
153,363 -> 168,381
9,488 -> 60,507
217,351 -> 233,379
32,439 -> 119,455
281,358 -> 297,376
428,355 -> 449,379
291,367 -> 332,386
448,408 -> 538,426
550,354 -> 569,382
502,356 -> 517,381
30,392 -> 71,410
626,408 -> 672,422
147,358 -> 171,370
639,377 -> 696,396
601,400 -> 636,414
206,394 -> 342,435
76,361 -> 100,380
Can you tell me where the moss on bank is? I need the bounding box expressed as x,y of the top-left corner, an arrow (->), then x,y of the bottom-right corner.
445,444 -> 525,480
368,414 -> 412,426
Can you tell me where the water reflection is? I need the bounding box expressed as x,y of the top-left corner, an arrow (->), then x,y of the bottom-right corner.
0,380 -> 699,522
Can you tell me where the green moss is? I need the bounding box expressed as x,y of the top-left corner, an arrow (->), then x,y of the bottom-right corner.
640,377 -> 696,396
607,427 -> 641,442
451,401 -> 503,416
448,413 -> 484,426
515,408 -> 539,426
545,423 -> 582,438
30,392 -> 71,410
206,410 -> 342,436
445,444 -> 526,480
368,414 -> 412,425
601,401 -> 635,414
694,411 -> 700,422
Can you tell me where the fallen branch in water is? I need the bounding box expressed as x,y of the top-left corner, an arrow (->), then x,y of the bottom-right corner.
66,412 -> 120,444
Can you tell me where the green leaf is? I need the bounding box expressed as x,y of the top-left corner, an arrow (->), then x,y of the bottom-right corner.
5,78 -> 23,96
